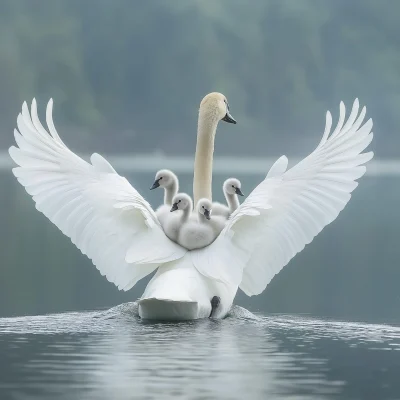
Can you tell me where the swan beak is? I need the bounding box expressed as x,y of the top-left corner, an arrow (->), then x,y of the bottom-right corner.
170,203 -> 179,212
150,180 -> 160,190
222,111 -> 237,124
235,187 -> 244,196
204,209 -> 211,220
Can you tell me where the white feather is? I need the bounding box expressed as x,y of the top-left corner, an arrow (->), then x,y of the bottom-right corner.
193,99 -> 373,295
9,97 -> 374,320
9,99 -> 187,290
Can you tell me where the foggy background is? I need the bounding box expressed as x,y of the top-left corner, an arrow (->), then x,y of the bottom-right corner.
0,0 -> 399,322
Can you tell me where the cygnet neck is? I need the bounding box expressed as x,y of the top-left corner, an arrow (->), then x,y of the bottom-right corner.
165,179 -> 178,206
181,204 -> 192,223
197,212 -> 209,224
225,192 -> 239,213
193,114 -> 219,207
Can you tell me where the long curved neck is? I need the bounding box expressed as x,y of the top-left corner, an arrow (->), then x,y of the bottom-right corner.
225,193 -> 239,213
164,180 -> 178,206
193,115 -> 218,207
181,202 -> 192,223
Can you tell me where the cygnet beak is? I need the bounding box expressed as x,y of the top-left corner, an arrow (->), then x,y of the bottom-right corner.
222,111 -> 237,124
170,203 -> 179,212
150,179 -> 160,190
235,187 -> 244,196
204,209 -> 211,220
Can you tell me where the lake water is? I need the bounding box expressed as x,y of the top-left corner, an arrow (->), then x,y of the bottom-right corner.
3,171 -> 400,322
1,303 -> 399,400
2,162 -> 400,399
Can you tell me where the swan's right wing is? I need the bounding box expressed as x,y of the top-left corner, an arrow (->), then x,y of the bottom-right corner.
9,99 -> 187,291
193,99 -> 373,294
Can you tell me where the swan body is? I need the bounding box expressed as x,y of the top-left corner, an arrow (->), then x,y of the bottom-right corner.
210,203 -> 229,219
212,178 -> 244,219
150,169 -> 179,226
139,255 -> 237,320
176,198 -> 215,250
209,214 -> 227,237
9,93 -> 373,320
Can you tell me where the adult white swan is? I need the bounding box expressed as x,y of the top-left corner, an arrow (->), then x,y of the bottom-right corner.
9,93 -> 373,320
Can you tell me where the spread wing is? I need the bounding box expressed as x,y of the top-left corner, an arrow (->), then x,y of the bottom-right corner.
9,99 -> 186,291
193,99 -> 373,294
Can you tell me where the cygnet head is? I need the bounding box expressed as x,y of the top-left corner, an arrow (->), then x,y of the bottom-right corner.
197,198 -> 212,220
150,169 -> 177,190
199,92 -> 236,125
170,193 -> 192,212
223,178 -> 244,196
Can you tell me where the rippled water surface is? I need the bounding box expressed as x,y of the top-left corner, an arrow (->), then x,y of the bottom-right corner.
1,303 -> 400,400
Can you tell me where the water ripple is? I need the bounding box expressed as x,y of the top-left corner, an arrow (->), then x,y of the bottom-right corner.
0,304 -> 399,400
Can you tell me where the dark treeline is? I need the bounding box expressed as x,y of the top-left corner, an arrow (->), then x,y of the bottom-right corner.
0,0 -> 397,157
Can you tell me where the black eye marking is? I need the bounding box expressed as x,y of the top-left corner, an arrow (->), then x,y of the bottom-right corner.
178,199 -> 181,203
159,177 -> 163,180
232,185 -> 235,188
202,205 -> 205,208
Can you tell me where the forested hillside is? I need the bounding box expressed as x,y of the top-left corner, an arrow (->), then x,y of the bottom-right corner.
0,0 -> 397,156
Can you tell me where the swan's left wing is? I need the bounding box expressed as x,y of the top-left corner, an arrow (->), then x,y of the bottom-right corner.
193,99 -> 373,294
9,99 -> 186,291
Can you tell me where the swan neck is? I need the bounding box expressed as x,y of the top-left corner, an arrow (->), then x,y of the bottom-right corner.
165,180 -> 178,206
226,193 -> 239,213
182,207 -> 191,223
193,116 -> 218,207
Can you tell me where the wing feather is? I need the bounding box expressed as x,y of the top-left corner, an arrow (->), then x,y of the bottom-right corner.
195,99 -> 373,294
9,99 -> 186,290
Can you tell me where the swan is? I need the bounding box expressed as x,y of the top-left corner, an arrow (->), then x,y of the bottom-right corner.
169,195 -> 225,251
175,198 -> 215,250
195,196 -> 230,238
212,178 -> 244,218
163,193 -> 193,243
150,169 -> 179,226
9,93 -> 374,321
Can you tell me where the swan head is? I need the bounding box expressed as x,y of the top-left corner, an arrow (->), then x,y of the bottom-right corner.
150,169 -> 177,190
170,193 -> 192,212
199,92 -> 236,125
223,178 -> 244,196
197,198 -> 212,220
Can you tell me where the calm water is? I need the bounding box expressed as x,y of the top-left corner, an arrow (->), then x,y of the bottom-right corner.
0,304 -> 399,400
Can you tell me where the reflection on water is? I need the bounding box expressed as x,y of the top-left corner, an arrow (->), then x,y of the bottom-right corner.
1,304 -> 400,400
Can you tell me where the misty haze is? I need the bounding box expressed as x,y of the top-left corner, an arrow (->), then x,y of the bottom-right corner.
0,1 -> 399,399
